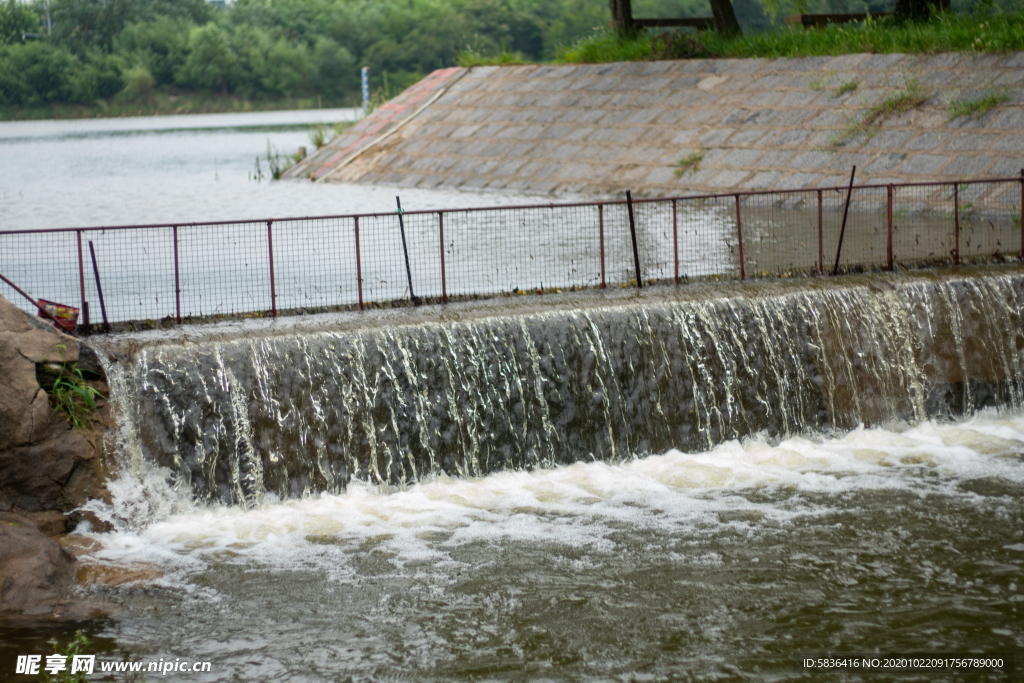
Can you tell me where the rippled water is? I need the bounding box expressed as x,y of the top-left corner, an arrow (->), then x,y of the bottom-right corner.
3,411 -> 1016,681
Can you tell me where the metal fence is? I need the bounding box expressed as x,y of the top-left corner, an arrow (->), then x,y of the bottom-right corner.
2,174 -> 1022,332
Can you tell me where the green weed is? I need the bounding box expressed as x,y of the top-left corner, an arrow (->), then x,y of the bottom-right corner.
946,90 -> 1010,119
265,141 -> 291,180
40,347 -> 103,431
42,631 -> 91,683
457,49 -> 529,67
833,75 -> 929,146
309,123 -> 330,149
675,149 -> 704,177
832,78 -> 860,97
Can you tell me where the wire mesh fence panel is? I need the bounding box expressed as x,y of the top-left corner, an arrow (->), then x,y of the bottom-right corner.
891,184 -> 956,267
828,185 -> 890,272
630,199 -> 675,284
177,221 -> 271,319
80,228 -> 177,323
441,203 -> 603,296
675,196 -> 740,280
737,191 -> 820,277
600,202 -> 643,287
0,231 -> 80,316
273,217 -> 359,311
2,178 -> 1021,327
957,180 -> 1022,263
400,212 -> 444,300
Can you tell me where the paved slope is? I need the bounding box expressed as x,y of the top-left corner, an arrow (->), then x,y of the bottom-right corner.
287,53 -> 1024,196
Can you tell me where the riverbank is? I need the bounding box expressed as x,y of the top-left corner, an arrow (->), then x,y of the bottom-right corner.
0,92 -> 350,123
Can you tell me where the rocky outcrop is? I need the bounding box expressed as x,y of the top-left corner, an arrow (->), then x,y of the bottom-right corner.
0,293 -> 114,620
0,512 -> 106,620
0,295 -> 112,526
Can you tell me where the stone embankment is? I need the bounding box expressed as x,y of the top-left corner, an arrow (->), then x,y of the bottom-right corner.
0,294 -> 114,620
288,53 -> 1024,197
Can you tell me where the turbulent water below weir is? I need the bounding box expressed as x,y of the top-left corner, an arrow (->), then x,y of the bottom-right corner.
10,410 -> 1023,682
109,270 -> 1024,507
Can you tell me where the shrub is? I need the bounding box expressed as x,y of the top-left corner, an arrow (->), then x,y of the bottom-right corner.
121,63 -> 155,99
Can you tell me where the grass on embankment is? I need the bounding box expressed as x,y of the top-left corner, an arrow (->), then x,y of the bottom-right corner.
556,11 -> 1024,63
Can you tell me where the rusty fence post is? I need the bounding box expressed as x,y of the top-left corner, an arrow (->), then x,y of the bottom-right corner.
832,165 -> 857,276
439,212 -> 447,304
626,191 -> 642,288
173,226 -> 181,323
817,189 -> 823,274
354,216 -> 363,311
735,194 -> 745,280
887,185 -> 893,271
88,241 -> 109,333
76,230 -> 86,322
953,182 -> 960,265
598,204 -> 606,289
672,199 -> 679,285
267,220 -> 277,317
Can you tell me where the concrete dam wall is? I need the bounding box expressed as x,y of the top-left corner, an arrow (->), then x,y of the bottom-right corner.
286,53 -> 1024,197
106,267 -> 1024,505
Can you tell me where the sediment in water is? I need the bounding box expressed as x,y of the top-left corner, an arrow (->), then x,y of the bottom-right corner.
104,268 -> 1024,507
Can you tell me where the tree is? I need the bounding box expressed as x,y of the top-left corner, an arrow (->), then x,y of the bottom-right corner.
175,23 -> 237,93
708,0 -> 741,36
609,0 -> 635,35
0,0 -> 40,44
893,0 -> 950,22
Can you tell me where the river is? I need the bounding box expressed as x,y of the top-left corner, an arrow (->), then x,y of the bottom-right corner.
0,111 -> 1021,682
0,109 -> 578,232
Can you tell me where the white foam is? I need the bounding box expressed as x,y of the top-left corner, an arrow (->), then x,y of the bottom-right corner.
88,408 -> 1024,582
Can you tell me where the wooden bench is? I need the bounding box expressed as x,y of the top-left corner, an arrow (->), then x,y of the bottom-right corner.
784,12 -> 891,28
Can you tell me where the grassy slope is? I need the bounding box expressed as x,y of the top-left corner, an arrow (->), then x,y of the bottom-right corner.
557,12 -> 1024,63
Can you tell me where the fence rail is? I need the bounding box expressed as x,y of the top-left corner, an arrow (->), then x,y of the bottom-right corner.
2,174 -> 1022,332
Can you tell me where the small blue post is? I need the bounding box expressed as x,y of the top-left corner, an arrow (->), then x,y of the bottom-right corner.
361,67 -> 370,117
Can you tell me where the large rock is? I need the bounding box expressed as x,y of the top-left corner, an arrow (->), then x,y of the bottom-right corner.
0,430 -> 97,512
0,511 -> 106,620
0,294 -> 112,529
0,295 -> 75,451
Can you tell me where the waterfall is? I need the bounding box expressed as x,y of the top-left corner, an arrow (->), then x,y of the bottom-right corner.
105,271 -> 1024,507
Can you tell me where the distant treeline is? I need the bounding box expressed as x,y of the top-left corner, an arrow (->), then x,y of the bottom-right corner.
0,0 -> 1011,109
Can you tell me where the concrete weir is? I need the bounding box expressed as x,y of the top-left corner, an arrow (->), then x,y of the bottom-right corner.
102,266 -> 1024,505
286,53 -> 1024,197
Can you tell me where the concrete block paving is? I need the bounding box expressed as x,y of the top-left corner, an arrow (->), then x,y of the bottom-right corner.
286,52 -> 1024,198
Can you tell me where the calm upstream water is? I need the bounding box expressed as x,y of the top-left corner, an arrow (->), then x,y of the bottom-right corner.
0,109 -> 577,232
0,112 -> 1021,682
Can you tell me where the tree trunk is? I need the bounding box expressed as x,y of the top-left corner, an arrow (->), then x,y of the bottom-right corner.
609,0 -> 635,36
893,0 -> 945,22
709,0 -> 742,37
